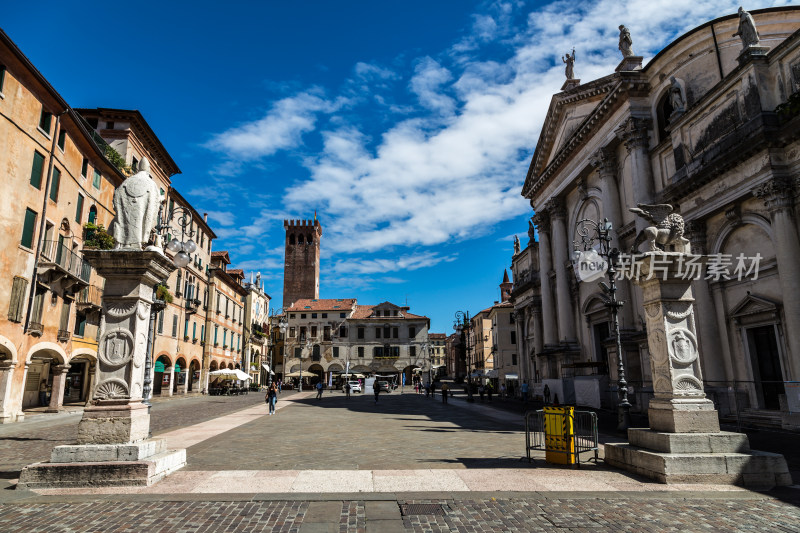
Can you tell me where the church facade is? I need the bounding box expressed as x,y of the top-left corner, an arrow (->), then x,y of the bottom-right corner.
512,7 -> 800,428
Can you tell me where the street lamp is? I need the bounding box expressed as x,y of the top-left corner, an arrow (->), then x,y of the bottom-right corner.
454,311 -> 474,402
268,307 -> 287,388
573,217 -> 631,432
303,339 -> 312,391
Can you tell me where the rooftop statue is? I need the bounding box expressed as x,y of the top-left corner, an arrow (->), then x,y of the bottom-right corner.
111,157 -> 160,250
732,6 -> 760,48
514,235 -> 521,255
618,25 -> 634,58
562,48 -> 576,80
669,76 -> 687,115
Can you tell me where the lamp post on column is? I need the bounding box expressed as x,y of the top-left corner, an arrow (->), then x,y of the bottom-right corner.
302,339 -> 312,391
573,217 -> 631,431
143,199 -> 198,405
268,307 -> 287,388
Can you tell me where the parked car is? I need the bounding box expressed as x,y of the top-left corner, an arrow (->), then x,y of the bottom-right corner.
377,380 -> 391,392
346,381 -> 362,393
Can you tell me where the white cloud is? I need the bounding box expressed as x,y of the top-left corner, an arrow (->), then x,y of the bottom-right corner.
333,252 -> 457,275
409,57 -> 456,115
205,90 -> 342,159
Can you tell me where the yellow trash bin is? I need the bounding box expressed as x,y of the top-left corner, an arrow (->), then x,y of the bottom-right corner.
543,406 -> 575,465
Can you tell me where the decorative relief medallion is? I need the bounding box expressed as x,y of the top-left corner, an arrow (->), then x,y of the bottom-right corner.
133,333 -> 147,368
668,328 -> 698,365
94,378 -> 130,400
137,301 -> 151,321
674,375 -> 702,392
645,302 -> 661,319
104,301 -> 137,318
99,328 -> 134,367
130,382 -> 142,399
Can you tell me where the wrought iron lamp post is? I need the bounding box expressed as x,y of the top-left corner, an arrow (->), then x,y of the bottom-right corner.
267,308 -> 287,388
143,197 -> 198,404
573,217 -> 631,431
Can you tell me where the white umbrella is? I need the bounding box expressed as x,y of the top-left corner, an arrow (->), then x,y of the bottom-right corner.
209,369 -> 251,381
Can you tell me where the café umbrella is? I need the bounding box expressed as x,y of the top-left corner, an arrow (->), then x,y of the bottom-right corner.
209,369 -> 251,381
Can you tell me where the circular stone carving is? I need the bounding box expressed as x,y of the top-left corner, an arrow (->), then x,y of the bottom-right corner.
130,382 -> 142,399
133,333 -> 147,368
105,301 -> 136,318
94,378 -> 130,400
99,328 -> 135,367
665,302 -> 692,321
674,376 -> 702,392
668,328 -> 698,364
137,301 -> 151,321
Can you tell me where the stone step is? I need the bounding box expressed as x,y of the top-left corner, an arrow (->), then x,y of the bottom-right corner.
628,429 -> 750,454
50,438 -> 167,463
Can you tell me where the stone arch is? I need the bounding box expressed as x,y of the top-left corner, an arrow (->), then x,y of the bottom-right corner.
653,85 -> 674,144
0,335 -> 19,363
155,352 -> 173,367
570,195 -> 602,247
228,363 -> 234,369
26,342 -> 67,364
289,233 -> 296,245
68,347 -> 97,364
210,360 -> 219,371
581,293 -> 608,317
307,363 -> 324,382
712,213 -> 774,257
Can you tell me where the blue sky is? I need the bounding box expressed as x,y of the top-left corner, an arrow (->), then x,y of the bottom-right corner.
3,0 -> 788,332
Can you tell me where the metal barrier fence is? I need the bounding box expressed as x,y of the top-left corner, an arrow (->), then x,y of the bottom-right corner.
524,409 -> 599,467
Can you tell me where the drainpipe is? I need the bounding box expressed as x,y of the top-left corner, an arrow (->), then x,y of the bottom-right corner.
710,24 -> 725,81
24,110 -> 67,333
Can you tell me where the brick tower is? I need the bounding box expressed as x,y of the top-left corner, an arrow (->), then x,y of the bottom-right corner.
282,219 -> 322,308
500,269 -> 513,302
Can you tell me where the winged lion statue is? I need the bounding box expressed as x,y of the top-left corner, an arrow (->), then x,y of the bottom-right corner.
629,203 -> 691,253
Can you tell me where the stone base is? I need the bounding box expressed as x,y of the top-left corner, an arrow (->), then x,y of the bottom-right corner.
648,399 -> 720,433
17,438 -> 185,489
737,45 -> 770,67
615,56 -> 643,72
605,429 -> 791,489
781,411 -> 800,431
561,79 -> 580,91
77,400 -> 151,445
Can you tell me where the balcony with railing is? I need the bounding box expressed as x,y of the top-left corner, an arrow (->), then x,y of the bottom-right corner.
185,298 -> 201,315
38,240 -> 92,290
76,285 -> 103,311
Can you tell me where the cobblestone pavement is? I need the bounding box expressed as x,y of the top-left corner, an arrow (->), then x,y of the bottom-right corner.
0,392 -> 274,480
0,495 -> 798,532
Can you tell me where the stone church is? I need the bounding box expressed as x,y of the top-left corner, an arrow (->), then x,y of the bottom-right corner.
511,6 -> 800,429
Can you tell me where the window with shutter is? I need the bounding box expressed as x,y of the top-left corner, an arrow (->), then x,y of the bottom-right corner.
7,276 -> 28,322
57,129 -> 66,151
157,310 -> 164,333
21,208 -> 37,249
92,169 -> 101,189
172,314 -> 178,337
81,158 -> 88,178
358,347 -> 364,358
38,109 -> 52,134
0,64 -> 5,93
31,289 -> 45,323
49,167 -> 60,202
74,311 -> 87,337
59,300 -> 71,331
75,193 -> 84,223
30,151 -> 45,189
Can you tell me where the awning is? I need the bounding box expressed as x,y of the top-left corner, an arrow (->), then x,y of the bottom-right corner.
209,369 -> 251,381
284,371 -> 308,378
504,373 -> 519,380
261,363 -> 274,375
342,373 -> 365,378
485,370 -> 498,378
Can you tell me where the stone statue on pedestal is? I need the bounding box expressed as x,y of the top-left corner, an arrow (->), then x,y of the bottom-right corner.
562,49 -> 576,80
528,219 -> 536,244
112,158 -> 160,250
732,6 -> 759,48
618,25 -> 634,58
513,235 -> 520,255
668,76 -> 686,116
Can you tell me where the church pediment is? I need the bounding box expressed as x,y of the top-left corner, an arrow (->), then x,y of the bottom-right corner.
730,294 -> 780,322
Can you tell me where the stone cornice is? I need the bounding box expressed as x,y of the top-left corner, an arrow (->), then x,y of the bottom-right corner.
522,73 -> 649,200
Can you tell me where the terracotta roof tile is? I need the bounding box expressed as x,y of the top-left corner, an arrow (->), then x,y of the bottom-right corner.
287,298 -> 357,312
349,304 -> 428,320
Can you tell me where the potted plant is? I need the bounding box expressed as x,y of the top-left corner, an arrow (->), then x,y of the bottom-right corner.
83,222 -> 116,250
156,284 -> 173,304
183,335 -> 190,341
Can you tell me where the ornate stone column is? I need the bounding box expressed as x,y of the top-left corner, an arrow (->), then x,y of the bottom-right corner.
533,212 -> 557,346
548,198 -> 576,342
754,177 -> 800,381
84,362 -> 97,407
616,118 -> 655,234
0,361 -> 16,423
604,252 -> 791,488
46,364 -> 70,413
162,366 -> 174,397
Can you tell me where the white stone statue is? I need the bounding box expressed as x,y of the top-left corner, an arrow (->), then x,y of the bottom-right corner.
562,48 -> 576,80
513,235 -> 520,255
111,158 -> 160,250
732,6 -> 760,48
618,25 -> 634,58
629,203 -> 691,253
668,76 -> 686,115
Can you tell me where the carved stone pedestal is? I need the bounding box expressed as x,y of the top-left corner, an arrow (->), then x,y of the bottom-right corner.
604,253 -> 790,488
18,250 -> 186,490
737,45 -> 770,67
615,56 -> 642,72
560,79 -> 580,91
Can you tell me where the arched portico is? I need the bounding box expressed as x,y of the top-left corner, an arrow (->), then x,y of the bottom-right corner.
26,343 -> 70,413
154,353 -> 173,396
65,348 -> 97,405
175,357 -> 187,394
0,335 -> 19,423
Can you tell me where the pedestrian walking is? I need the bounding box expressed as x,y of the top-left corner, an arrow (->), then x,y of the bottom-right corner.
316,381 -> 323,400
544,384 -> 551,405
266,383 -> 278,415
500,383 -> 506,400
38,380 -> 47,407
522,381 -> 529,403
345,381 -> 351,399
486,383 -> 493,402
424,382 -> 430,397
478,384 -> 485,402
373,379 -> 380,403
441,382 -> 449,404
430,381 -> 436,398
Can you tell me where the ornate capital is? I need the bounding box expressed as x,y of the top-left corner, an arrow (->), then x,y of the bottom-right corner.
546,197 -> 567,220
615,117 -> 651,153
684,220 -> 707,255
724,204 -> 742,226
753,176 -> 796,214
53,364 -> 71,374
532,211 -> 551,235
589,147 -> 618,180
